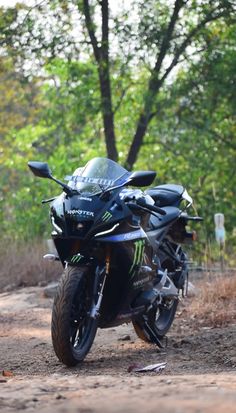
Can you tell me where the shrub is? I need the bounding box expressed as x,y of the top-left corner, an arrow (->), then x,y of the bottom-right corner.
0,239 -> 61,292
188,273 -> 236,327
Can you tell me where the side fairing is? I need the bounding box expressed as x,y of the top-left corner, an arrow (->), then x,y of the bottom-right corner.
98,238 -> 155,327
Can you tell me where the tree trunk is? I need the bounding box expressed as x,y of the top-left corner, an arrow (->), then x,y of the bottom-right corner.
99,68 -> 117,160
125,0 -> 185,169
125,113 -> 150,170
83,0 -> 118,161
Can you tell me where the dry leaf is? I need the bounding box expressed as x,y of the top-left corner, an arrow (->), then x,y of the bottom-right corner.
128,362 -> 167,373
2,370 -> 14,377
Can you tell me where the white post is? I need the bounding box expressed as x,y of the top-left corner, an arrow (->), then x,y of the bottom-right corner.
214,213 -> 226,271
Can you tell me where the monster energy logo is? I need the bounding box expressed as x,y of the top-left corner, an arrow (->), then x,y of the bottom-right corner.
102,211 -> 112,222
129,240 -> 145,278
71,254 -> 83,263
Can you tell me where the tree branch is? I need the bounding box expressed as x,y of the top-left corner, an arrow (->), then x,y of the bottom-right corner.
113,82 -> 133,114
83,0 -> 100,62
125,0 -> 185,169
101,0 -> 109,61
159,8 -> 231,86
125,2 -> 234,170
150,0 -> 185,93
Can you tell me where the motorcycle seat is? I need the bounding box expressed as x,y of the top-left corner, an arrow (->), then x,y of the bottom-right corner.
145,184 -> 184,207
148,206 -> 181,230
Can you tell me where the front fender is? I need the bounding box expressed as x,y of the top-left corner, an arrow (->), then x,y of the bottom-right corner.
66,253 -> 90,266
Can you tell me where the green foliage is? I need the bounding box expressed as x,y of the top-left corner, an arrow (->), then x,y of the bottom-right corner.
0,1 -> 236,262
134,22 -> 236,249
0,57 -> 107,240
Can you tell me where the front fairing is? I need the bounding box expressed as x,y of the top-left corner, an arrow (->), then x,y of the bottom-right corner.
50,188 -> 133,240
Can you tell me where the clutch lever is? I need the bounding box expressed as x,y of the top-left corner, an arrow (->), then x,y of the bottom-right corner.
42,197 -> 57,204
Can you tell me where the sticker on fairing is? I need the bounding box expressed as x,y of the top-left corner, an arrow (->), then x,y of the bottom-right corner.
129,239 -> 145,278
96,228 -> 147,242
102,211 -> 112,222
66,209 -> 94,217
66,176 -> 115,186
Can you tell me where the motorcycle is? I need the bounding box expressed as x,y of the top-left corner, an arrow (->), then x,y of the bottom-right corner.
28,157 -> 202,366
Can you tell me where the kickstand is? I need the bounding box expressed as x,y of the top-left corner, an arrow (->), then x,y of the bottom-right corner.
144,322 -> 164,348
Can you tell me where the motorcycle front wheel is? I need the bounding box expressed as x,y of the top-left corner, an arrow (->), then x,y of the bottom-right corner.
51,265 -> 98,366
132,298 -> 178,343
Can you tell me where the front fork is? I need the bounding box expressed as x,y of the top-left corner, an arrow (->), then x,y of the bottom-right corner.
90,246 -> 110,319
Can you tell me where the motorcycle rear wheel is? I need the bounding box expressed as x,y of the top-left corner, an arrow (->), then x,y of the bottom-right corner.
132,298 -> 178,343
51,265 -> 98,366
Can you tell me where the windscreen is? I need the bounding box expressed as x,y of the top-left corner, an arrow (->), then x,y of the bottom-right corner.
67,157 -> 129,195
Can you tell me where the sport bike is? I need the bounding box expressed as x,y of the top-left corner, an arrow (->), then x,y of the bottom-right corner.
28,157 -> 201,366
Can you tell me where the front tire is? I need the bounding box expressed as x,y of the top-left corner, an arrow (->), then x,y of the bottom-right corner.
51,265 -> 98,366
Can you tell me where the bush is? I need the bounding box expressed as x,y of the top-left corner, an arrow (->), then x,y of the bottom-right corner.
188,273 -> 236,327
0,239 -> 62,292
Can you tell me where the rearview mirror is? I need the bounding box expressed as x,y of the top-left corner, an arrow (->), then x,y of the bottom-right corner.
128,171 -> 156,187
28,161 -> 52,179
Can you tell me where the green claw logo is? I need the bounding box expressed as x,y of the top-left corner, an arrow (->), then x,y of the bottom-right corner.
71,254 -> 83,263
129,240 -> 145,278
102,211 -> 112,222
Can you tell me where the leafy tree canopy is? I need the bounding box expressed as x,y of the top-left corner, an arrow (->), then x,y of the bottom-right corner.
0,1 -> 236,256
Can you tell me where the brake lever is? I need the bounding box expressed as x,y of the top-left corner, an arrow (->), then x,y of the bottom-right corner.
136,197 -> 166,216
147,203 -> 166,216
127,202 -> 162,220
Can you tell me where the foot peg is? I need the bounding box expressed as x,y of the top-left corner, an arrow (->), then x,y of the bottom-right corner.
155,269 -> 168,289
43,253 -> 59,261
156,269 -> 179,299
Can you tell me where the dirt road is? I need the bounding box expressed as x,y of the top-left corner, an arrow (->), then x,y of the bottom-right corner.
0,287 -> 236,413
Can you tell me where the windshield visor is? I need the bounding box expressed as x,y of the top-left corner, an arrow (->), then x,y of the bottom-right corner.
67,158 -> 129,195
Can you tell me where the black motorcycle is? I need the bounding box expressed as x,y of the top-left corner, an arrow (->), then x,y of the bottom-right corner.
28,157 -> 201,367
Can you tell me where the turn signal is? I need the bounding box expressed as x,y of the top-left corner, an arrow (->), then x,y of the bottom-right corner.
183,230 -> 197,243
192,230 -> 197,241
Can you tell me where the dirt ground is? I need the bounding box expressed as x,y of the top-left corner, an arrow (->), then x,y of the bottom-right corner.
0,286 -> 236,413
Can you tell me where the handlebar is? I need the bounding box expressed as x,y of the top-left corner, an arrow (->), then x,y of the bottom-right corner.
125,196 -> 166,216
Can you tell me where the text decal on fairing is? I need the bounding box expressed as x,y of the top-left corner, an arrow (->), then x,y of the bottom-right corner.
66,210 -> 94,217
133,275 -> 150,288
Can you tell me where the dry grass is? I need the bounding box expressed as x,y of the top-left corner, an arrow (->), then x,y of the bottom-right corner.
0,239 -> 62,292
1,240 -> 236,330
188,274 -> 236,327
